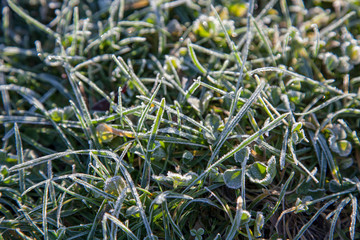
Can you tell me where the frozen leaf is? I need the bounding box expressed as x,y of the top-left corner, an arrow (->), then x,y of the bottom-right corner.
254,212 -> 264,238
294,197 -> 311,213
49,108 -> 63,122
328,123 -> 347,140
104,176 -> 128,196
182,150 -> 194,161
205,113 -> 221,129
329,179 -> 355,193
247,156 -> 277,186
277,102 -> 295,112
0,165 -> 9,182
153,171 -> 198,188
126,205 -> 140,218
154,193 -> 166,205
248,162 -> 267,180
229,3 -> 247,17
187,96 -> 200,112
191,228 -> 204,240
209,168 -> 223,183
328,123 -> 352,157
49,106 -> 73,122
96,124 -> 114,143
130,144 -> 145,159
292,129 -> 308,145
168,171 -> 198,188
270,87 -> 282,105
287,90 -> 305,104
336,140 -> 352,157
291,122 -> 307,144
234,147 -> 250,163
338,56 -> 354,73
292,122 -> 302,132
240,211 -> 251,224
339,157 -> 353,169
193,15 -> 235,39
223,169 -> 242,189
62,106 -> 74,120
153,147 -> 166,161
152,174 -> 171,182
323,52 -> 339,72
203,131 -> 216,144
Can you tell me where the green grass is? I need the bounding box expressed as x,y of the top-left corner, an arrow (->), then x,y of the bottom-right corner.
1,0 -> 360,239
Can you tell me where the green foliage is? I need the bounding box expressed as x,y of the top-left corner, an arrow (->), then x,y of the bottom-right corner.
1,0 -> 360,239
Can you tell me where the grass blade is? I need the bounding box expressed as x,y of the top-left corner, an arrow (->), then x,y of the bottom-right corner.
265,171 -> 295,223
14,123 -> 25,193
209,80 -> 265,167
42,180 -> 50,240
142,98 -> 166,188
187,42 -> 207,75
293,198 -> 337,240
317,133 -> 342,183
250,15 -> 276,66
103,213 -> 138,240
279,126 -> 289,170
7,0 -> 59,38
137,77 -> 162,132
349,194 -> 357,240
328,197 -> 350,240
112,55 -> 150,97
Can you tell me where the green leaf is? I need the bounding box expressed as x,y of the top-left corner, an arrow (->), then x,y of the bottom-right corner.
153,147 -> 166,161
291,122 -> 302,132
153,171 -> 199,188
223,169 -> 242,189
254,212 -> 264,238
49,108 -> 63,122
234,146 -> 250,163
328,179 -> 355,193
294,197 -> 311,213
336,140 -> 352,157
103,176 -> 128,197
248,162 -> 267,179
247,156 -> 276,186
182,150 -> 194,161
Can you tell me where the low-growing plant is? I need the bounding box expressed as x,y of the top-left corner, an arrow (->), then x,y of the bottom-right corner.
0,0 -> 360,239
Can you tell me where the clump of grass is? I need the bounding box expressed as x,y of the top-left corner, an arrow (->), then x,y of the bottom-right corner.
1,0 -> 360,239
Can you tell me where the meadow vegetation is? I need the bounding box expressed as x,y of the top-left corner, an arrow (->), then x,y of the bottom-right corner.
1,0 -> 360,239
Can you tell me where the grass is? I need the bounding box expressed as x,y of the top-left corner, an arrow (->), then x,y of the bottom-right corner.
1,0 -> 360,239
